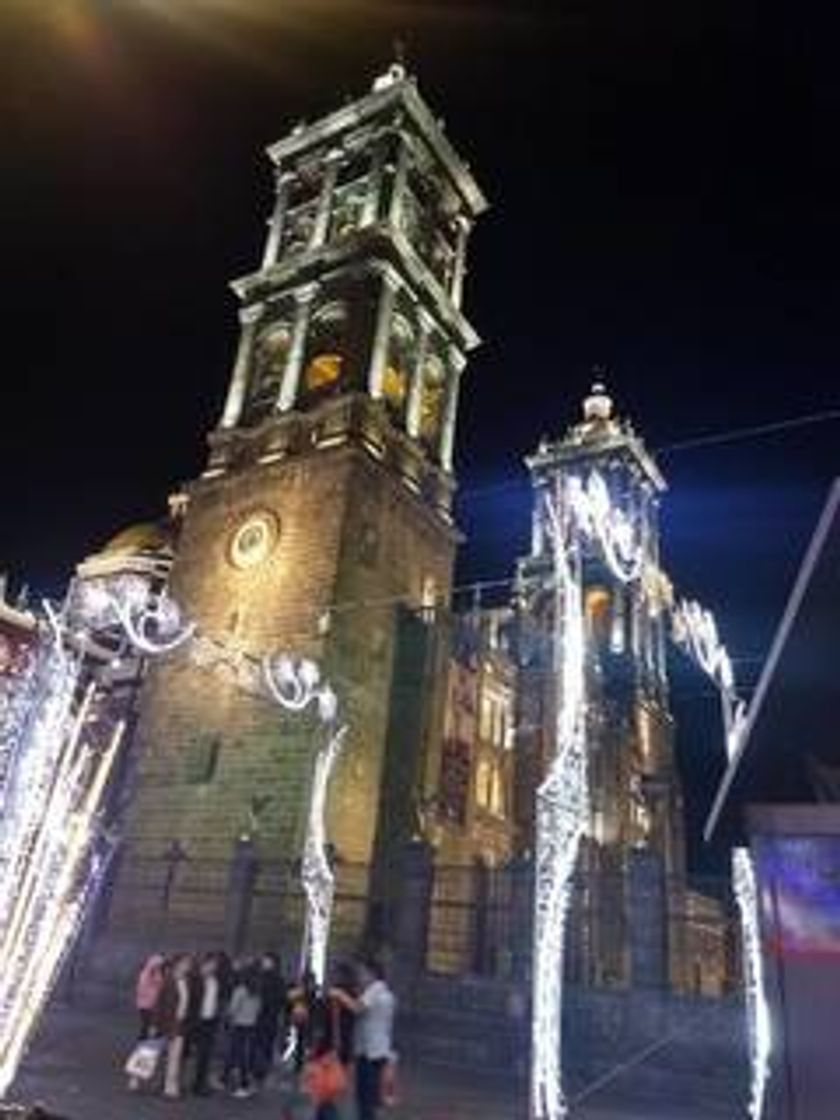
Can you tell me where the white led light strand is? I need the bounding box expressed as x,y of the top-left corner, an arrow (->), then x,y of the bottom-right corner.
0,612 -> 122,1100
73,576 -> 195,656
532,470 -> 646,1120
733,847 -> 771,1120
263,654 -> 347,986
670,596 -> 770,1118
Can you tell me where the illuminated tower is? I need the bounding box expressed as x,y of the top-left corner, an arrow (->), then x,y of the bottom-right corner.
516,384 -> 687,986
115,64 -> 486,905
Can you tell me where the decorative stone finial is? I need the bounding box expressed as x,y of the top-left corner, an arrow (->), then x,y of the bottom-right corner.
582,382 -> 613,423
372,51 -> 408,93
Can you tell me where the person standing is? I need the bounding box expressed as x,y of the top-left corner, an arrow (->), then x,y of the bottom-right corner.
286,968 -> 318,1075
192,954 -> 222,1096
332,958 -> 396,1120
156,954 -> 193,1099
133,954 -> 165,1040
226,964 -> 262,1098
253,952 -> 285,1086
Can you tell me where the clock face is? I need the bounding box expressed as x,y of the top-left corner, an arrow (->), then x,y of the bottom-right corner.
229,510 -> 280,570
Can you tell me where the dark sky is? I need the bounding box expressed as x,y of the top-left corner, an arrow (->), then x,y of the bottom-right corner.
2,2 -> 838,863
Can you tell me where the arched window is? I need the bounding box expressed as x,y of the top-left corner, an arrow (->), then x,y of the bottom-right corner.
332,187 -> 366,240
420,353 -> 446,447
475,756 -> 493,812
303,302 -> 348,399
382,314 -> 414,419
247,321 -> 292,422
585,586 -> 611,645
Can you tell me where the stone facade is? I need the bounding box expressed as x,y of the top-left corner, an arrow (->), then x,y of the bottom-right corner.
108,64 -> 488,931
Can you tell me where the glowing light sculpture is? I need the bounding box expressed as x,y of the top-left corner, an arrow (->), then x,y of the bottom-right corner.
733,847 -> 771,1120
532,470 -> 645,1120
263,654 -> 347,986
671,596 -> 770,1118
72,575 -> 195,656
0,615 -> 122,1100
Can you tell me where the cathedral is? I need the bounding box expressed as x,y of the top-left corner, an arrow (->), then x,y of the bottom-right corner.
58,63 -> 727,993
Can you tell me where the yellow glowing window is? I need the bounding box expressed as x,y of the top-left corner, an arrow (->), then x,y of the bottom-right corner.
420,384 -> 443,439
585,587 -> 611,640
383,365 -> 407,406
305,352 -> 343,391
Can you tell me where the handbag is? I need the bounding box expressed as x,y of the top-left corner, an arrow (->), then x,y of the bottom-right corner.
301,1051 -> 348,1104
124,1038 -> 165,1081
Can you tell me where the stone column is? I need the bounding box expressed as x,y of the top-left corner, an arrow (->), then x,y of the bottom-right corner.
438,349 -> 467,471
219,302 -> 264,430
360,137 -> 387,227
367,268 -> 400,400
405,311 -> 432,437
261,169 -> 295,270
309,149 -> 342,251
391,839 -> 434,998
276,283 -> 318,413
387,135 -> 411,229
226,837 -> 260,956
450,215 -> 472,309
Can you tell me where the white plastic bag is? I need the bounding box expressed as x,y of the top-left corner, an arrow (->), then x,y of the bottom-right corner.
124,1038 -> 165,1081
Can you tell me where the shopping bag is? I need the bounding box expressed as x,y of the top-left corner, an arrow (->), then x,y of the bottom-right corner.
124,1038 -> 165,1081
301,1051 -> 348,1104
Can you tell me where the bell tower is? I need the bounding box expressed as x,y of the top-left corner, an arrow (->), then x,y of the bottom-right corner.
118,64 -> 487,890
516,385 -> 687,986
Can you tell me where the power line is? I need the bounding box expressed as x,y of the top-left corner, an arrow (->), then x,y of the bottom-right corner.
457,405 -> 840,504
655,407 -> 840,455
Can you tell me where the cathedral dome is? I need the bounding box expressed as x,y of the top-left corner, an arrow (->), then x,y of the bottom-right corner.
100,521 -> 174,557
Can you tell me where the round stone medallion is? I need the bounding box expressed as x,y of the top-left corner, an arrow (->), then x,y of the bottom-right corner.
228,510 -> 279,570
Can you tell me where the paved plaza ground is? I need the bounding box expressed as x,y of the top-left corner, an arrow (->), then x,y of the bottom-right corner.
10,1004 -> 739,1120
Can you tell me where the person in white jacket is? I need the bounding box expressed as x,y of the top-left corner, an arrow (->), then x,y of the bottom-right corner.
225,966 -> 263,1098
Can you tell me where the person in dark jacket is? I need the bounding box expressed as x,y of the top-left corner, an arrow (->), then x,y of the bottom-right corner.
328,961 -> 358,1067
192,953 -> 223,1096
285,968 -> 318,1075
253,952 -> 285,1085
155,954 -> 194,1099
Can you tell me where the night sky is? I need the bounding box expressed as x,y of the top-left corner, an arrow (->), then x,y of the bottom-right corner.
2,3 -> 837,867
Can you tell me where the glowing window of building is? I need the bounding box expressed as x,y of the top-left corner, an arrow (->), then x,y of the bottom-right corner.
305,352 -> 343,391
479,694 -> 493,742
490,764 -> 505,817
384,315 -> 413,414
585,586 -> 611,643
420,354 -> 445,442
475,757 -> 492,811
303,303 -> 347,395
382,364 -> 407,407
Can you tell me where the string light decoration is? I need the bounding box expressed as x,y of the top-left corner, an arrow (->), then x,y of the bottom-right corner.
0,571 -> 347,1100
0,611 -> 122,1100
532,466 -> 768,1120
74,574 -> 349,982
262,655 -> 347,985
71,575 -> 195,656
671,598 -> 770,1118
671,598 -> 747,761
733,847 -> 771,1120
532,470 -> 645,1120
0,627 -> 40,818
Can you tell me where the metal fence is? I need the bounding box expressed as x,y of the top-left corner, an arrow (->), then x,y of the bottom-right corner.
104,848 -> 736,996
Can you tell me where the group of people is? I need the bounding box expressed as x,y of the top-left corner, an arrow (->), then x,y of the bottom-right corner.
130,950 -> 396,1119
